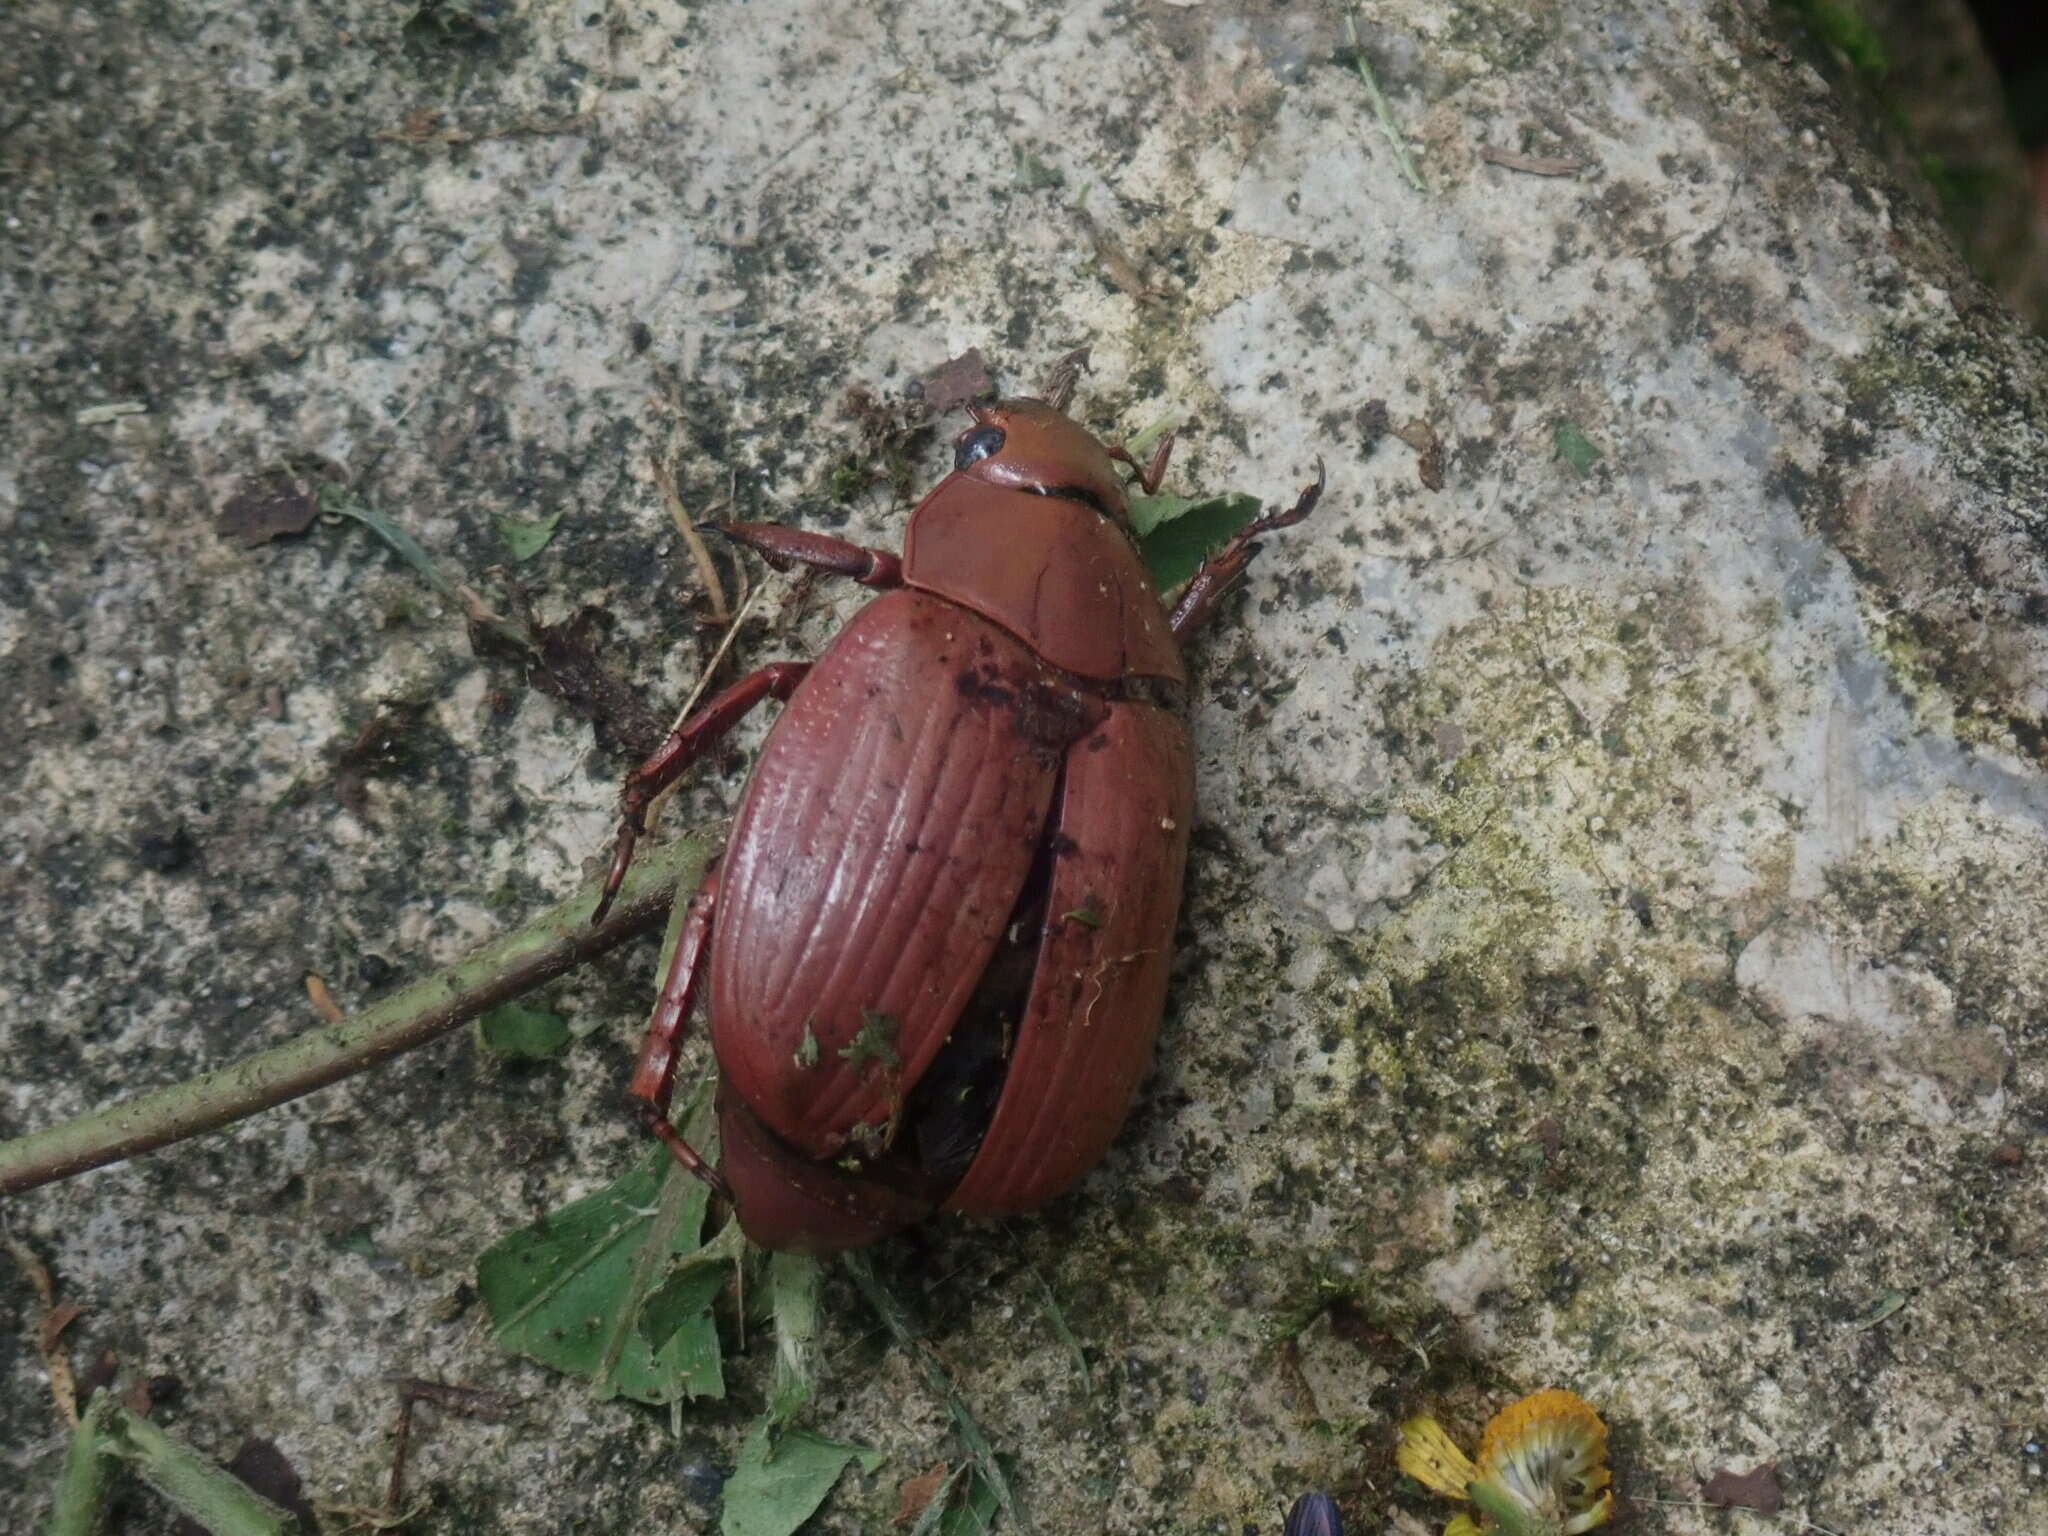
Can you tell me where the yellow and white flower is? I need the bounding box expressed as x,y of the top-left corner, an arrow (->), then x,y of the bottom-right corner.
1396,1388 -> 1614,1536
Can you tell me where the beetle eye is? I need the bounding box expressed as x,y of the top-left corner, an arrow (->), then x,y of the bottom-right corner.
954,425 -> 1005,469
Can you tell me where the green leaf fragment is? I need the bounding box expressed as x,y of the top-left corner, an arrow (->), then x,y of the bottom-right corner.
477,1129 -> 724,1406
1849,1287 -> 1910,1330
637,1262 -> 729,1354
793,1022 -> 821,1068
319,485 -> 466,606
495,509 -> 564,561
841,1251 -> 1027,1532
938,1463 -> 1006,1536
318,483 -> 536,654
908,1460 -> 1007,1536
1128,489 -> 1203,539
720,1425 -> 885,1536
1134,491 -> 1263,594
1553,420 -> 1603,474
839,1009 -> 901,1070
1031,1268 -> 1093,1402
476,1001 -> 571,1059
52,1394 -> 297,1536
1123,411 -> 1184,460
1469,1475 -> 1545,1536
1014,150 -> 1065,191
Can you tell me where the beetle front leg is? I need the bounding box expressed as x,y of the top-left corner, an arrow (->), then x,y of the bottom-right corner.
627,863 -> 734,1200
713,524 -> 903,589
593,661 -> 811,924
1108,431 -> 1177,496
1168,458 -> 1326,640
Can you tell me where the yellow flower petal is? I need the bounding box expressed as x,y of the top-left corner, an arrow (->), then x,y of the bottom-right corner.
1396,1415 -> 1479,1498
1468,1389 -> 1613,1533
1563,1492 -> 1615,1534
1444,1516 -> 1487,1536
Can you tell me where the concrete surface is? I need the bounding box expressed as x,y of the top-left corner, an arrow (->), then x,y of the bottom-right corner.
4,1 -> 2045,1532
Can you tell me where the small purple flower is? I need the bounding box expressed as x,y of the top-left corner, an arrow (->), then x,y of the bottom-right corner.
1283,1490 -> 1342,1536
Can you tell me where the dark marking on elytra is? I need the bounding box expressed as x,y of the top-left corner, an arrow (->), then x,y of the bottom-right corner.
958,662 -> 1110,752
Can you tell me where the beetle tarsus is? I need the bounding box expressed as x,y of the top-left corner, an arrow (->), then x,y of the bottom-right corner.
638,1099 -> 736,1202
588,821 -> 641,926
1168,458 -> 1326,639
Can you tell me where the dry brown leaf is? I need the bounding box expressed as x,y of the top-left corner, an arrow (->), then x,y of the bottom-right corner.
1396,417 -> 1445,490
304,974 -> 346,1025
894,1464 -> 951,1526
922,349 -> 994,413
39,1301 -> 84,1356
1702,1462 -> 1784,1514
7,1235 -> 82,1426
217,472 -> 320,547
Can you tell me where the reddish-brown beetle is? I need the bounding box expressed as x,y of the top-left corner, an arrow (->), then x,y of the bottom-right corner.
593,359 -> 1321,1251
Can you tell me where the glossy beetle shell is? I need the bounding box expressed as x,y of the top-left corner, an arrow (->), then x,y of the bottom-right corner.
707,398 -> 1196,1250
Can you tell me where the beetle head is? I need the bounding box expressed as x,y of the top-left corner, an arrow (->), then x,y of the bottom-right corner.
951,398 -> 1130,523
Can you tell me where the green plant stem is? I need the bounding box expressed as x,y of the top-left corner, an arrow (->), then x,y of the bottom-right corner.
49,1392 -> 117,1536
1346,11 -> 1426,192
841,1251 -> 1027,1534
0,833 -> 717,1198
103,1401 -> 296,1536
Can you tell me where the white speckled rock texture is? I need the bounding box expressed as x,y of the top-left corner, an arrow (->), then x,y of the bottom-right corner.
5,2 -> 2045,1531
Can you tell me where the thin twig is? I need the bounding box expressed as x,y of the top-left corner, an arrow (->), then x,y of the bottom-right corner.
666,580 -> 768,738
0,834 -> 717,1196
652,453 -> 731,624
386,1378 -> 520,1518
1345,11 -> 1426,192
5,1233 -> 80,1425
1479,145 -> 1590,177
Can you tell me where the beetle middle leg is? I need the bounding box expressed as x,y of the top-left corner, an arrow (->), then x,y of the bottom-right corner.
593,661 -> 811,924
1168,458 -> 1327,640
1107,431 -> 1177,495
626,862 -> 734,1199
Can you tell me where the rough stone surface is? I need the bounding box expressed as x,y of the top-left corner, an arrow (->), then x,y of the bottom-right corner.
5,2 -> 2046,1532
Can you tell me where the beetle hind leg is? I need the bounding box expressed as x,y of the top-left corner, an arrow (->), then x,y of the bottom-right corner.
627,862 -> 735,1201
